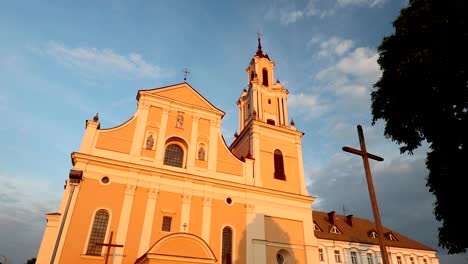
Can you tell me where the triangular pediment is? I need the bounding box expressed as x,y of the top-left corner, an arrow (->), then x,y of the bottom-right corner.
138,83 -> 224,116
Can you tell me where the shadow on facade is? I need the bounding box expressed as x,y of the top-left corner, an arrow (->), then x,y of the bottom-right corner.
233,213 -> 299,264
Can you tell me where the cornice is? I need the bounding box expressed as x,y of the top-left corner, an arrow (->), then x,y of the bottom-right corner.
71,152 -> 314,204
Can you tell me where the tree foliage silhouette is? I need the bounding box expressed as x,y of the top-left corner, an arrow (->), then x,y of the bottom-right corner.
25,258 -> 36,264
371,0 -> 467,253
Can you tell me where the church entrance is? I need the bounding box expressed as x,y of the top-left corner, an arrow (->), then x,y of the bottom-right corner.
134,233 -> 217,264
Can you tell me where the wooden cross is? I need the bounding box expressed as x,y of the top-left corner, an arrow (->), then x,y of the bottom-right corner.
96,231 -> 124,264
183,68 -> 190,81
342,125 -> 390,264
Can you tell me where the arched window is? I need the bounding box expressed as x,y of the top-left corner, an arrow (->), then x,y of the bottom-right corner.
274,149 -> 285,180
262,68 -> 269,86
267,119 -> 275,125
86,209 -> 109,255
250,71 -> 254,81
222,227 -> 233,264
164,144 -> 184,167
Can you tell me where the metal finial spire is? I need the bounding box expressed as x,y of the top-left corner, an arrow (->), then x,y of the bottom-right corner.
256,31 -> 264,56
257,31 -> 263,51
183,68 -> 190,81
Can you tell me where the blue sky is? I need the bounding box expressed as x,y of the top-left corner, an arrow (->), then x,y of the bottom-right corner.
0,1 -> 466,264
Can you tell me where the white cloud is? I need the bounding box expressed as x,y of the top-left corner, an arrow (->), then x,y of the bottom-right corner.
336,47 -> 380,80
288,93 -> 330,119
265,0 -> 334,25
266,0 -> 384,25
43,41 -> 172,79
315,36 -> 354,57
281,10 -> 304,24
337,0 -> 386,8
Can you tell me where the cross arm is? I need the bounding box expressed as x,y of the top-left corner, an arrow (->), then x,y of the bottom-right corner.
342,147 -> 384,162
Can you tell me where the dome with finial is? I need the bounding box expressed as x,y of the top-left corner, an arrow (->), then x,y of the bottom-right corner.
93,113 -> 99,122
254,33 -> 271,60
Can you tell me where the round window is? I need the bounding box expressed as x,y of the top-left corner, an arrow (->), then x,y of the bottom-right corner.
226,197 -> 232,204
101,176 -> 110,184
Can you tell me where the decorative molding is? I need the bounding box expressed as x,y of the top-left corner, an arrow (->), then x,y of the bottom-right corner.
182,193 -> 192,204
148,188 -> 159,199
138,102 -> 151,110
245,203 -> 255,213
125,184 -> 136,196
203,197 -> 212,207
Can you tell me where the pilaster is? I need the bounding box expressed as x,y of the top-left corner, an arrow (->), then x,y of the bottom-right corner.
180,193 -> 192,232
187,116 -> 199,170
79,120 -> 100,154
137,188 -> 159,256
155,109 -> 169,166
201,196 -> 212,243
208,119 -> 218,172
114,183 -> 136,264
130,102 -> 150,156
245,204 -> 266,264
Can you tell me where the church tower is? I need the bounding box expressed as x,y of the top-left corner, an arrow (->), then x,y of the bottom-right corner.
230,36 -> 308,196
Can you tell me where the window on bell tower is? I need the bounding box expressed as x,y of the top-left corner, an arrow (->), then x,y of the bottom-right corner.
262,68 -> 269,86
274,149 -> 285,180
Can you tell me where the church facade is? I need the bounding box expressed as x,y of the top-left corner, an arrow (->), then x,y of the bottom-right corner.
36,39 -> 439,264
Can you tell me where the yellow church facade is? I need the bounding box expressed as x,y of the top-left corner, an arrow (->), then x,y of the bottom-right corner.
36,39 -> 439,264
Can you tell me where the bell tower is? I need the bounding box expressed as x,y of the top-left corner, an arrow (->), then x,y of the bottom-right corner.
230,36 -> 308,196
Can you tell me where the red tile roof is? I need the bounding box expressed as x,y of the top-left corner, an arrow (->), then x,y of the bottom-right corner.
313,210 -> 436,251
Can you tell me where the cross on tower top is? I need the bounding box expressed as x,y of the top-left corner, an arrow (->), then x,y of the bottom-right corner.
183,68 -> 190,81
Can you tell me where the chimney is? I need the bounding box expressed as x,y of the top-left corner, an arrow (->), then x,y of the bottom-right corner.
346,214 -> 353,226
328,211 -> 335,225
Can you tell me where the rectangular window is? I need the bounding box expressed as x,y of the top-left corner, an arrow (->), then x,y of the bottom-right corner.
351,251 -> 358,264
318,248 -> 324,262
162,216 -> 172,232
423,259 -> 428,264
397,256 -> 402,264
410,257 -> 415,264
367,253 -> 373,264
334,250 -> 342,263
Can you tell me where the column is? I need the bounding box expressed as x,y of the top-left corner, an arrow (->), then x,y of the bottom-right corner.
114,184 -> 136,264
283,97 -> 289,125
296,138 -> 308,195
278,97 -> 284,126
237,101 -> 242,132
257,92 -> 262,121
137,188 -> 159,256
252,89 -> 258,119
